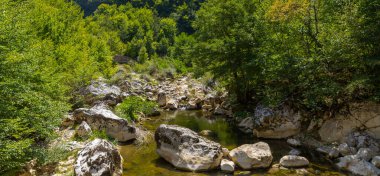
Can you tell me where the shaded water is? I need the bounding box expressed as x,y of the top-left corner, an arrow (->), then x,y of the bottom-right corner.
119,110 -> 343,176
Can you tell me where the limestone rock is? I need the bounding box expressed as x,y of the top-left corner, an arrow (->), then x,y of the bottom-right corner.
222,148 -> 230,157
280,155 -> 309,168
289,149 -> 301,156
228,142 -> 273,170
73,107 -> 138,142
237,117 -> 254,134
287,138 -> 301,147
336,155 -> 380,176
166,98 -> 178,110
221,159 -> 235,173
81,79 -> 122,106
157,92 -> 167,107
355,148 -> 376,161
154,124 -> 223,171
74,139 -> 122,176
338,143 -> 357,156
253,105 -> 302,139
372,156 -> 380,168
76,121 -> 92,138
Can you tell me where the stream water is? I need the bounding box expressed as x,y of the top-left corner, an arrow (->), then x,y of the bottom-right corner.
118,110 -> 343,176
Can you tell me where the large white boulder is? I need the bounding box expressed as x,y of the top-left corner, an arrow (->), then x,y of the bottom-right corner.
74,139 -> 122,176
228,142 -> 273,170
154,124 -> 223,171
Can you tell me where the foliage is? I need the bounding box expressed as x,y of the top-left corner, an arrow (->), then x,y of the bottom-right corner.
192,0 -> 379,115
115,96 -> 158,121
0,0 -> 115,173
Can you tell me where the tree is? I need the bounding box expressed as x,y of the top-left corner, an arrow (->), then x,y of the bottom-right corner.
193,0 -> 263,104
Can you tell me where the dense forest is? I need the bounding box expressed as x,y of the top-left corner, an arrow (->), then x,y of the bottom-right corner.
1,0 -> 379,174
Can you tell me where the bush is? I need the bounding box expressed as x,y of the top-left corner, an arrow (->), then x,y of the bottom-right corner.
115,96 -> 158,121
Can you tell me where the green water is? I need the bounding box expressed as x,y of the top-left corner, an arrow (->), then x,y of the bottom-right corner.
119,110 -> 343,176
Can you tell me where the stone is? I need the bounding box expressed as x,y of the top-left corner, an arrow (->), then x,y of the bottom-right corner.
186,100 -> 200,110
345,132 -> 380,153
81,79 -> 122,106
336,155 -> 380,176
228,142 -> 273,170
157,92 -> 167,107
61,114 -> 75,127
222,148 -> 230,157
199,130 -> 213,136
279,155 -> 309,168
287,138 -> 301,147
355,148 -> 376,161
220,159 -> 235,173
237,117 -> 254,134
76,121 -> 92,138
372,156 -> 380,168
316,146 -> 331,154
74,139 -> 122,176
253,105 -> 302,139
289,148 -> 301,156
202,104 -> 212,110
214,105 -> 227,115
338,143 -> 357,156
154,124 -> 223,171
166,98 -> 178,110
73,107 -> 138,142
328,148 -> 340,158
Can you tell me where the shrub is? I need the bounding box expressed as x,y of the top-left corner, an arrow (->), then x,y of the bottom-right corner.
115,96 -> 158,121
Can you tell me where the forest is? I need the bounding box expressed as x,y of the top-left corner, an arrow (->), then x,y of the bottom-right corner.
1,0 -> 379,175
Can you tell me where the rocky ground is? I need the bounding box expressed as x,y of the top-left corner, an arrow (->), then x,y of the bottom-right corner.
19,68 -> 380,176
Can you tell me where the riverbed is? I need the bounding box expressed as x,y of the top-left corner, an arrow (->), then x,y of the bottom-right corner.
118,110 -> 343,175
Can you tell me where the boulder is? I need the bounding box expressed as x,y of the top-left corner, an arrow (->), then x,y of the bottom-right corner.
74,139 -> 122,176
372,156 -> 380,168
228,142 -> 273,170
154,124 -> 223,171
338,143 -> 357,156
73,107 -> 138,142
253,105 -> 302,139
81,79 -> 122,106
157,92 -> 167,107
222,148 -> 230,157
336,155 -> 380,176
279,155 -> 309,168
76,121 -> 92,138
237,117 -> 254,134
221,159 -> 235,173
214,105 -> 227,115
199,130 -> 213,136
289,149 -> 301,156
287,138 -> 301,147
61,114 -> 75,127
166,98 -> 178,110
186,100 -> 200,110
355,148 -> 376,161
